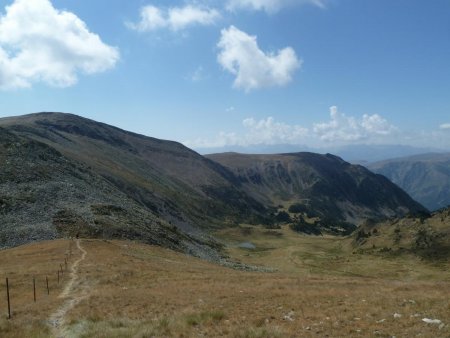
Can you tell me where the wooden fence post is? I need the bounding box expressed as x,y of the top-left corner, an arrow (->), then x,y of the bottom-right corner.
57,270 -> 60,284
6,278 -> 11,319
33,278 -> 36,302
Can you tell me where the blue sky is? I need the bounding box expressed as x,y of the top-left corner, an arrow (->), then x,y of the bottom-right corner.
0,0 -> 449,151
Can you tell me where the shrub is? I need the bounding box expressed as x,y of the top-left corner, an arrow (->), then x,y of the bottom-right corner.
288,203 -> 308,214
274,211 -> 291,223
290,216 -> 322,235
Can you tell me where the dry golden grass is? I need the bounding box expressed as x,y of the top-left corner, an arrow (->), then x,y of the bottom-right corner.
0,230 -> 449,337
0,239 -> 81,337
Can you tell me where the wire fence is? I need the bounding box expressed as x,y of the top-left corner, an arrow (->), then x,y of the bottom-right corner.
3,239 -> 74,319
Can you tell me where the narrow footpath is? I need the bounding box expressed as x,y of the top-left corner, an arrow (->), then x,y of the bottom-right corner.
48,239 -> 88,338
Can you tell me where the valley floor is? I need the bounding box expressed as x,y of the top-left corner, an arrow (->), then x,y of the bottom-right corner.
0,227 -> 449,338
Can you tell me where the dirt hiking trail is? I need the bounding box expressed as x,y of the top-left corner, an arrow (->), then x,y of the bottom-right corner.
48,239 -> 89,338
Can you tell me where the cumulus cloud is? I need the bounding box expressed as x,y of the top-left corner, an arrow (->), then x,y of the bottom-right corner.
217,26 -> 301,91
128,5 -> 220,32
439,123 -> 450,130
187,106 -> 399,149
186,116 -> 308,148
0,0 -> 119,90
313,106 -> 397,142
242,117 -> 308,144
226,0 -> 326,13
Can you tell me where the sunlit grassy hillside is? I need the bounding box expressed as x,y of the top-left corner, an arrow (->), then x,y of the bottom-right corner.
0,233 -> 448,337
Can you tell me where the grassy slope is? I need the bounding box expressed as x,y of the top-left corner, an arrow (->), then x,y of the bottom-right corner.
353,209 -> 450,261
0,235 -> 448,338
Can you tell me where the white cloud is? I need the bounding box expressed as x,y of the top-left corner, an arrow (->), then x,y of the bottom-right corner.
0,0 -> 119,90
187,106 -> 400,149
186,116 -> 308,148
226,0 -> 326,13
217,26 -> 301,91
243,117 -> 309,144
313,106 -> 397,142
128,5 -> 220,32
187,131 -> 241,148
439,123 -> 450,130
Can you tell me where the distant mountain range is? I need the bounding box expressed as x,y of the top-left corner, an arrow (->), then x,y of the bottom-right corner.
368,153 -> 450,211
0,113 -> 427,256
197,144 -> 443,164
